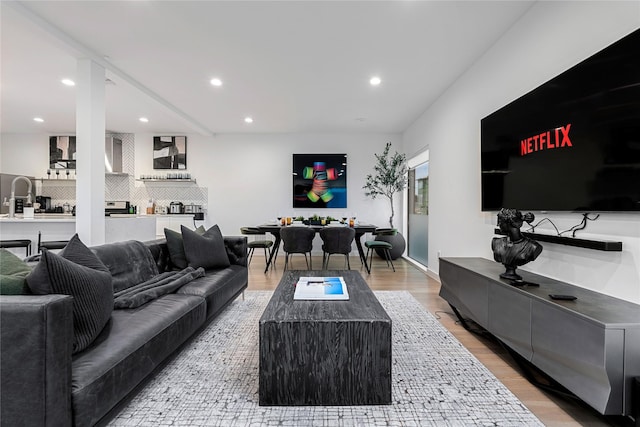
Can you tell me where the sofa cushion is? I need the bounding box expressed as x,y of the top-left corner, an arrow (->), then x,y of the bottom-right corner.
164,225 -> 205,269
182,225 -> 230,270
177,265 -> 247,318
71,294 -> 206,427
92,240 -> 159,293
26,249 -> 113,354
0,249 -> 32,295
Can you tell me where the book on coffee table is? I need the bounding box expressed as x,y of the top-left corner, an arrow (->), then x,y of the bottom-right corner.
293,276 -> 349,300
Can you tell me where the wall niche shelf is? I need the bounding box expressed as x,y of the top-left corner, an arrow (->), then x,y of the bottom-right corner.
137,179 -> 196,184
494,228 -> 622,251
39,173 -> 130,182
38,178 -> 76,187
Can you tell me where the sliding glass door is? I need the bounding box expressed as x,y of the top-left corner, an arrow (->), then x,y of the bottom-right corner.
407,160 -> 429,267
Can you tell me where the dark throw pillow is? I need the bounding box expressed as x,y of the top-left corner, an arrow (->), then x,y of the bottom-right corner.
27,233 -> 109,294
26,235 -> 113,354
61,234 -> 110,273
181,224 -> 230,270
165,226 -> 205,269
0,249 -> 32,295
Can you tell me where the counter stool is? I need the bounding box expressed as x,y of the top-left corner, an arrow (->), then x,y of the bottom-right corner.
240,227 -> 274,269
0,240 -> 31,257
364,228 -> 396,273
37,231 -> 68,253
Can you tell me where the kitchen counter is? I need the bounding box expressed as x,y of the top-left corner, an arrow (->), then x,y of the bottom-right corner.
0,213 -> 203,257
0,214 -> 157,255
106,215 -> 156,243
0,213 -> 76,222
0,213 -> 181,221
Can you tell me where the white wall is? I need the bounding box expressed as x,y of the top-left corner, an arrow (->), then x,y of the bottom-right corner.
135,133 -> 402,241
1,132 -> 401,253
0,133 -> 49,177
403,1 -> 640,303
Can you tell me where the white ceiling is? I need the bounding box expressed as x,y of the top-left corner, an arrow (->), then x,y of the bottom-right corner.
1,1 -> 534,136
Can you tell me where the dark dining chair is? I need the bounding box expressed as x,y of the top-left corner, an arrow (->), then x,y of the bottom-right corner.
319,226 -> 355,270
364,228 -> 396,272
37,231 -> 69,253
240,226 -> 274,269
280,226 -> 315,270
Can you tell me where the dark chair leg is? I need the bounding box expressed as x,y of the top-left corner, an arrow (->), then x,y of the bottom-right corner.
384,249 -> 396,272
262,247 -> 270,269
272,245 -> 280,270
305,253 -> 312,270
366,248 -> 373,274
346,254 -> 351,270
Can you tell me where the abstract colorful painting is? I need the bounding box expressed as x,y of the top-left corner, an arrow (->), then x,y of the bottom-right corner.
293,154 -> 347,208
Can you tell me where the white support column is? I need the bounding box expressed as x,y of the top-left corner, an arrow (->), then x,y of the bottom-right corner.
75,59 -> 105,246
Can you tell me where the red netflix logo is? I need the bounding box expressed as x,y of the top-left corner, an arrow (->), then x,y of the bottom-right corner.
520,124 -> 573,156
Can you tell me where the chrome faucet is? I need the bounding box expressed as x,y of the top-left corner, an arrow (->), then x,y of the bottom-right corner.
9,176 -> 33,218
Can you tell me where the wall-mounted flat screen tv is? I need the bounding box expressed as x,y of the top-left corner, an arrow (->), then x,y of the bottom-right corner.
481,29 -> 640,212
293,154 -> 347,208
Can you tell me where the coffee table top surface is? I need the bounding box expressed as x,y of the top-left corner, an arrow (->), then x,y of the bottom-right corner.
260,270 -> 390,323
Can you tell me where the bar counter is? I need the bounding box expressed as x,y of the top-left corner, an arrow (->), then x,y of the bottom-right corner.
0,214 -> 156,255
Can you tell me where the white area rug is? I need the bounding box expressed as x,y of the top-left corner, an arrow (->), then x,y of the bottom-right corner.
109,291 -> 542,426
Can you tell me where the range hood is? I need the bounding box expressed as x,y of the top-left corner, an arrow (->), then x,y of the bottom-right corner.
105,136 -> 123,173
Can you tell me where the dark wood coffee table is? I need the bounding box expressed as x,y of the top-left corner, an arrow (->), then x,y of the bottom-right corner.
259,270 -> 392,406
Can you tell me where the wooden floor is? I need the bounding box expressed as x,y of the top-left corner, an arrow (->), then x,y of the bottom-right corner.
246,253 -> 629,427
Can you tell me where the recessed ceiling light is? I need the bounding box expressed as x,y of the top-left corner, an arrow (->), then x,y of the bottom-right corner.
210,78 -> 223,87
61,79 -> 75,86
369,76 -> 381,86
139,117 -> 149,123
244,117 -> 254,124
33,117 -> 44,123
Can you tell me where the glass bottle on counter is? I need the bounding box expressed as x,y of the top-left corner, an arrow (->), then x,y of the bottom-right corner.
146,199 -> 155,215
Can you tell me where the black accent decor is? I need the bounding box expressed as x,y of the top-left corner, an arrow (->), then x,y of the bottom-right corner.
494,228 -> 622,251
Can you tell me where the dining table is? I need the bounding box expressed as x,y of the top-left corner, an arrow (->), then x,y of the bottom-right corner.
256,223 -> 378,274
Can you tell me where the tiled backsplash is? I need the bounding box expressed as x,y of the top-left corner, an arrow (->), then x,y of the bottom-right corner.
38,133 -> 208,212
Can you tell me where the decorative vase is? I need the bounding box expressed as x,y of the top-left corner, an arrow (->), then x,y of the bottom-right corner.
374,232 -> 406,260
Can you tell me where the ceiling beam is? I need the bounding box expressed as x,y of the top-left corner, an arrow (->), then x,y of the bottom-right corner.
6,1 -> 215,137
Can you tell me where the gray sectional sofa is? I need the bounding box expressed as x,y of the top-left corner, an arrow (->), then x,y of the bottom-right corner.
0,232 -> 248,426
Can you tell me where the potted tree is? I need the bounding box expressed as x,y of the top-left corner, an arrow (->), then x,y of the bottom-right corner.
363,142 -> 408,259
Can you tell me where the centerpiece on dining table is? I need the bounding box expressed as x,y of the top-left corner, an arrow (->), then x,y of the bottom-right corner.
291,215 -> 339,226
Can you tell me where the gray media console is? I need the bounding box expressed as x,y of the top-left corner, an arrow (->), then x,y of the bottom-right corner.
439,257 -> 640,418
